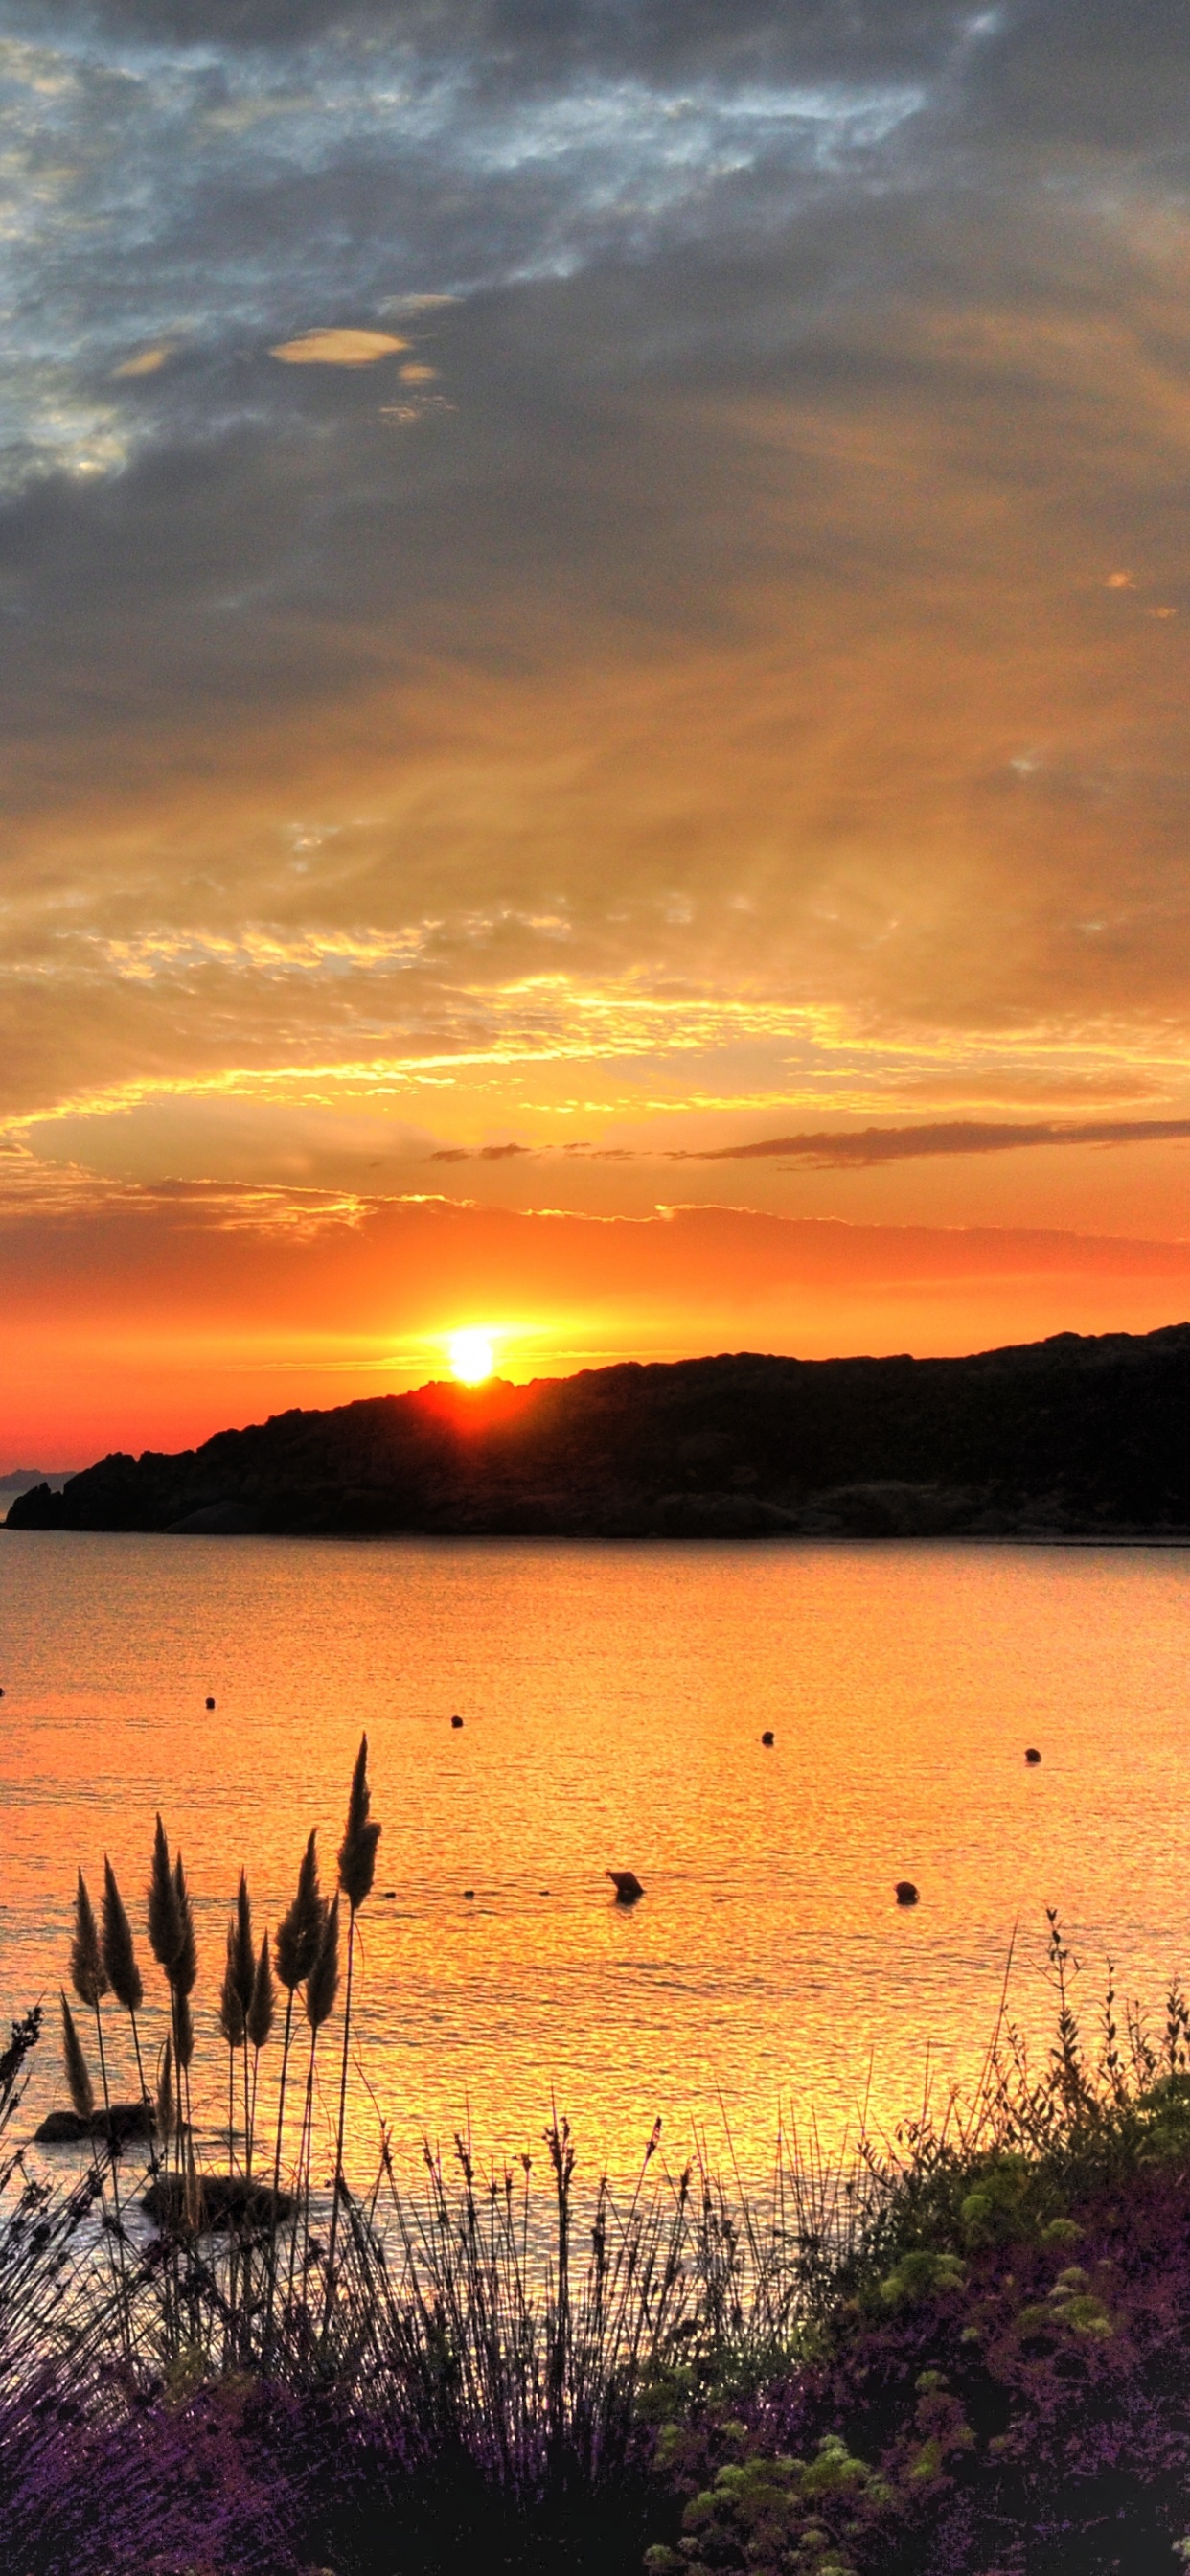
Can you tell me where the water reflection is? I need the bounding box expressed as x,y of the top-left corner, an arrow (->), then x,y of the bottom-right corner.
1,1532 -> 1187,2182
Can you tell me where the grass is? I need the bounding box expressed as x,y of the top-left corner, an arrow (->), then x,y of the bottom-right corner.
3,1762 -> 1190,2576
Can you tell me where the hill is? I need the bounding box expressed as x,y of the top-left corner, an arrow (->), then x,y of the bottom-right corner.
8,1323 -> 1190,1540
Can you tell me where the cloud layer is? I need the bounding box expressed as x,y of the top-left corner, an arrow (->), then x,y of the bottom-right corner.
5,1 -> 1190,1442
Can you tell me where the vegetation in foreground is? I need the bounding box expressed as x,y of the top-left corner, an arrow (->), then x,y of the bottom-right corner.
2,1752 -> 1190,2575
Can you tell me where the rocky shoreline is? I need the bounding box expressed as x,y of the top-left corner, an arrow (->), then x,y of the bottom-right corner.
9,1323 -> 1190,1543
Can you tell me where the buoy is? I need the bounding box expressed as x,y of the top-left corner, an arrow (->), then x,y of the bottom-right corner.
895,1880 -> 919,1907
607,1869 -> 644,1904
1025,1746 -> 1041,1764
761,1729 -> 774,1746
464,1888 -> 475,1900
205,1696 -> 216,1711
451,1714 -> 464,1730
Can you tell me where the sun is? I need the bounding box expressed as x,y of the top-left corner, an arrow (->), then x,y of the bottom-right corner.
449,1327 -> 495,1385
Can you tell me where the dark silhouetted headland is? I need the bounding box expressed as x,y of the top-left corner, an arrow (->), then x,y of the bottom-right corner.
9,1323 -> 1190,1541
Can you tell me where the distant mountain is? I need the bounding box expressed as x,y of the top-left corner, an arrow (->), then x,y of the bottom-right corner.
9,1325 -> 1190,1542
0,1467 -> 72,1493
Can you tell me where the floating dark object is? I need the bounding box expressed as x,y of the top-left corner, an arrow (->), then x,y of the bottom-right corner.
895,1880 -> 919,1907
383,1888 -> 396,1899
1025,1746 -> 1041,1764
205,1695 -> 216,1710
142,2174 -> 293,2235
35,2100 -> 155,2146
607,1869 -> 644,1904
539,1888 -> 550,1896
451,1714 -> 464,1729
464,1888 -> 475,1899
761,1730 -> 774,1746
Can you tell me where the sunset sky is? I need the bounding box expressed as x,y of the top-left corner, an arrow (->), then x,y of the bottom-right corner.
5,0 -> 1190,1461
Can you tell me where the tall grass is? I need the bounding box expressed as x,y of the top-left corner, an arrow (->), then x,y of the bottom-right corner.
4,1763 -> 1190,2575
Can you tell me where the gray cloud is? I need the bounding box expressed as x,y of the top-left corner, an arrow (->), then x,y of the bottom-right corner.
5,0 -> 1190,1142
675,1119 -> 1190,1167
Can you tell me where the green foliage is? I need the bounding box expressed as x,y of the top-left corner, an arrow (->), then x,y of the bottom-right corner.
878,2248 -> 967,2309
668,2434 -> 892,2576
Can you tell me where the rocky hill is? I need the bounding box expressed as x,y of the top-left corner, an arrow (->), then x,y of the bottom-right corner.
8,1323 -> 1190,1541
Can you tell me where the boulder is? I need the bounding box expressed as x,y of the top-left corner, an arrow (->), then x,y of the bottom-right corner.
142,2174 -> 294,2233
34,2100 -> 155,2145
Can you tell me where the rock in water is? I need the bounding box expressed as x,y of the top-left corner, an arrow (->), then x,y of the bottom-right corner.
895,1880 -> 919,1907
142,2174 -> 294,2234
34,2109 -> 90,2144
1025,1746 -> 1041,1763
761,1729 -> 774,1745
35,2101 -> 155,2145
607,1869 -> 644,1903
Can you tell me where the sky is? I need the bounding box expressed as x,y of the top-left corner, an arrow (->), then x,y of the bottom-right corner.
5,0 -> 1190,1460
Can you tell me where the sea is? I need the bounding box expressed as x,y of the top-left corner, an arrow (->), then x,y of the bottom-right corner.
1,1530 -> 1188,2188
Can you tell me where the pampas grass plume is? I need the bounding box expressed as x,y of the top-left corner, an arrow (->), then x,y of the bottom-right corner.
148,1815 -> 182,1973
219,1920 -> 246,2049
247,1933 -> 275,2050
306,1897 -> 340,2033
338,1733 -> 380,1913
172,1855 -> 197,1998
60,1990 -> 94,2121
70,1872 -> 108,2011
174,1990 -> 195,2073
232,1870 -> 254,2016
275,1830 -> 322,1991
156,2036 -> 174,2141
101,1857 -> 143,2012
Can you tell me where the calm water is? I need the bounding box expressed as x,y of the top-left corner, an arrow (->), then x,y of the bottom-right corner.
1,1531 -> 1188,2181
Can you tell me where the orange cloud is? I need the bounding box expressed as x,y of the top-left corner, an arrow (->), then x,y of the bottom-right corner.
4,1172 -> 1190,1463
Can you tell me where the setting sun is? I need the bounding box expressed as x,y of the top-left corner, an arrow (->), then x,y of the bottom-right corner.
448,1327 -> 494,1384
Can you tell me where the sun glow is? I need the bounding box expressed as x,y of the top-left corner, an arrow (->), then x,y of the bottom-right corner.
449,1327 -> 495,1384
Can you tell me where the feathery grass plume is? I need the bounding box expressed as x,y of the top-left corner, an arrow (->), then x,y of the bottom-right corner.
101,1857 -> 143,2012
326,1731 -> 380,2338
324,1739 -> 381,2334
264,1836 -> 321,2358
171,1855 -> 197,1998
70,1872 -> 108,2011
338,1733 -> 380,1913
247,1933 -> 275,2050
156,2035 -> 174,2141
174,1990 -> 195,2072
231,1871 -> 255,2018
306,1897 -> 340,2033
275,1830 -> 322,1990
60,1991 -> 94,2122
148,1814 -> 182,1972
219,1920 -> 247,2049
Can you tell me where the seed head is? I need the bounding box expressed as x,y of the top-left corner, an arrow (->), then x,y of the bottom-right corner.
156,2036 -> 174,2141
219,1921 -> 246,2049
172,1856 -> 197,1999
246,1932 -> 275,2050
148,1816 -> 183,1974
101,1858 -> 143,2013
275,1830 -> 322,1991
231,1871 -> 255,2016
306,1896 -> 340,2033
174,1989 -> 195,2072
70,1872 -> 108,2012
338,1733 -> 381,1913
60,1991 -> 94,2122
